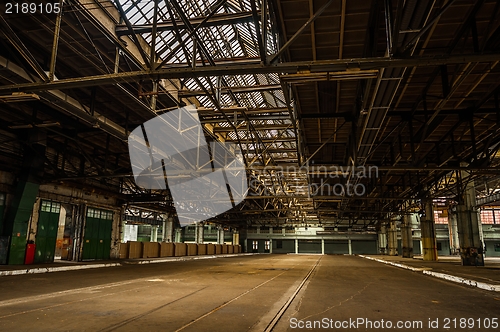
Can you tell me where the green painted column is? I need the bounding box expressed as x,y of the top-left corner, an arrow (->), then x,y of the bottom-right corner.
4,139 -> 45,264
0,193 -> 6,236
5,181 -> 40,264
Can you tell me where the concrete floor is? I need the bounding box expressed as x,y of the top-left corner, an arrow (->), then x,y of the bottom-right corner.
365,255 -> 500,285
0,255 -> 499,331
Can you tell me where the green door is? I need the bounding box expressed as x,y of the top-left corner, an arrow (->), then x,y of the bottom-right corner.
34,201 -> 61,263
0,193 -> 5,235
82,208 -> 113,260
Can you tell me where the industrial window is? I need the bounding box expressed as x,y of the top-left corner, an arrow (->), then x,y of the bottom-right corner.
480,208 -> 499,224
265,240 -> 270,250
87,207 -> 113,220
436,242 -> 442,251
41,200 -> 60,213
252,240 -> 258,250
433,210 -> 448,224
87,208 -> 96,218
495,244 -> 500,252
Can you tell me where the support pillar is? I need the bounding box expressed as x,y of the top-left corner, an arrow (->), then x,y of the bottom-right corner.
348,239 -> 352,255
4,135 -> 45,264
377,224 -> 387,254
217,227 -> 224,244
195,222 -> 204,244
447,208 -> 460,255
401,214 -> 414,258
388,221 -> 398,256
295,238 -> 298,254
269,239 -> 273,254
174,228 -> 182,243
162,216 -> 174,242
321,239 -> 325,255
421,200 -> 438,261
150,225 -> 158,242
232,230 -> 239,245
456,168 -> 484,265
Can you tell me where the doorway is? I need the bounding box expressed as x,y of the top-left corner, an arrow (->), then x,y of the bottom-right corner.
34,201 -> 61,263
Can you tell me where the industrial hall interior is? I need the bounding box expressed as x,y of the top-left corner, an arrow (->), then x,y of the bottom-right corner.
0,0 -> 500,331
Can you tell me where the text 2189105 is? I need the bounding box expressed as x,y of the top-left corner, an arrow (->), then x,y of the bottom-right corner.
4,2 -> 61,15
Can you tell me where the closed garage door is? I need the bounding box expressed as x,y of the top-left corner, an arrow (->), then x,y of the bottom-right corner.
351,240 -> 377,254
485,241 -> 500,257
437,240 -> 450,256
34,201 -> 61,263
413,240 -> 421,255
273,239 -> 295,253
298,240 -> 321,253
82,207 -> 113,260
324,240 -> 349,254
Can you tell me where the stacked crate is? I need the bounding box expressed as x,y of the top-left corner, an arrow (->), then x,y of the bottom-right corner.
207,244 -> 215,255
198,244 -> 207,255
174,243 -> 187,256
187,243 -> 198,256
142,242 -> 160,258
160,242 -> 174,257
127,241 -> 142,259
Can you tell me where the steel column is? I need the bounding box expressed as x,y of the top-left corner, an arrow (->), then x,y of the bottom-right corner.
420,200 -> 438,261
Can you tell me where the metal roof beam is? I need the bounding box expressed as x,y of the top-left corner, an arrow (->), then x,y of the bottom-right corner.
115,11 -> 256,35
3,53 -> 500,92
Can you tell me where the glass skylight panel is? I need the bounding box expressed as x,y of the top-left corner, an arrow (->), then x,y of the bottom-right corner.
115,0 -> 297,164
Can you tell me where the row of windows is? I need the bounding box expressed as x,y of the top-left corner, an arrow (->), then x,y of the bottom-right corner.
40,200 -> 61,213
434,209 -> 500,224
252,240 -> 270,250
479,209 -> 500,224
248,228 -> 295,234
434,210 -> 448,224
87,207 -> 113,220
41,200 -> 115,220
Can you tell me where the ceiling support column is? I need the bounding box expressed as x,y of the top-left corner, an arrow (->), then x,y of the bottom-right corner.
162,215 -> 174,242
150,225 -> 158,242
377,223 -> 387,255
447,207 -> 460,255
174,228 -> 182,243
3,132 -> 46,264
217,226 -> 225,245
195,222 -> 204,244
232,230 -> 239,246
421,200 -> 438,261
401,214 -> 414,258
387,220 -> 398,256
456,167 -> 485,266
